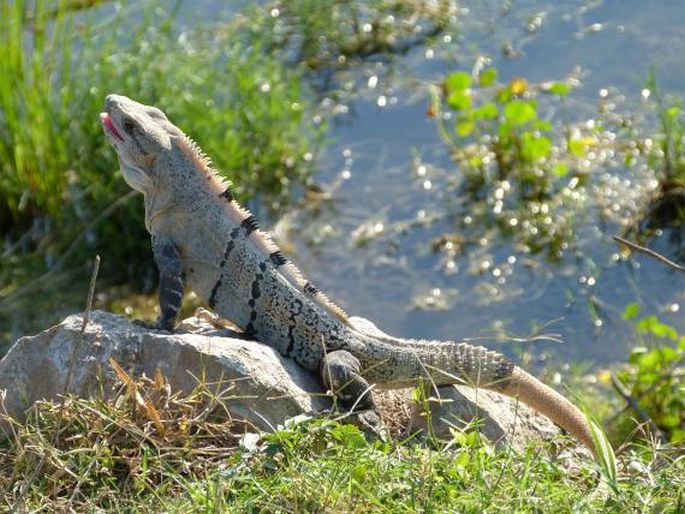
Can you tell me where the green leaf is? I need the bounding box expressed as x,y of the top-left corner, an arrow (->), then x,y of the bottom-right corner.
636,315 -> 658,334
496,86 -> 513,104
351,464 -> 367,483
588,418 -> 619,496
553,162 -> 569,177
636,315 -> 679,340
475,102 -> 498,120
549,82 -> 570,96
330,424 -> 366,448
622,302 -> 641,320
568,138 -> 587,157
521,133 -> 551,161
503,100 -> 537,126
479,67 -> 498,87
447,91 -> 473,111
446,71 -> 472,94
660,346 -> 679,361
456,118 -> 475,137
652,322 -> 679,341
533,119 -> 553,132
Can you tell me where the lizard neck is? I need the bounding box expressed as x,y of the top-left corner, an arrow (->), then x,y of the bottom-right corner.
143,153 -> 179,234
144,188 -> 175,234
143,143 -> 217,234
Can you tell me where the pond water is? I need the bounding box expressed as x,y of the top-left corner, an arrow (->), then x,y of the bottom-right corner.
5,1 -> 685,370
264,0 -> 685,367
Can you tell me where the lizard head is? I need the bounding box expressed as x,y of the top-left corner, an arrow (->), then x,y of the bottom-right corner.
100,94 -> 180,194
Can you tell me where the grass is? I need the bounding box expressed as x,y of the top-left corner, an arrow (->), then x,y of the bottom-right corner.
0,0 -> 452,348
0,371 -> 682,512
0,306 -> 680,512
0,0 -> 324,344
1,3 -> 684,510
632,74 -> 685,237
648,74 -> 685,194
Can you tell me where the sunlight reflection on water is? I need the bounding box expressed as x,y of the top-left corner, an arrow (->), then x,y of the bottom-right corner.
277,1 -> 685,366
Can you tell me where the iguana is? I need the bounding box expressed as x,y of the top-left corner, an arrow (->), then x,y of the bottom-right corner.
100,94 -> 598,455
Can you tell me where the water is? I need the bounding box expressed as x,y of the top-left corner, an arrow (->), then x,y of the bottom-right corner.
272,0 -> 685,366
5,1 -> 685,368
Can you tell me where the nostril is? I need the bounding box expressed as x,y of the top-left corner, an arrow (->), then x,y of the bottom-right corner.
104,93 -> 122,109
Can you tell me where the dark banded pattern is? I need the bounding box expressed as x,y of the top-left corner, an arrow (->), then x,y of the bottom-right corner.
284,298 -> 303,356
245,262 -> 267,336
218,187 -> 234,202
303,281 -> 319,296
209,230 -> 239,308
269,250 -> 288,267
241,215 -> 259,235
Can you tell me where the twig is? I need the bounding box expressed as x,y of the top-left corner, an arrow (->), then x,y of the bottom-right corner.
10,255 -> 100,512
63,254 -> 100,397
613,235 -> 685,273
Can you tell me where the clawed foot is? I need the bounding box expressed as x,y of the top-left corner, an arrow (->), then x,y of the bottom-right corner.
193,307 -> 240,330
347,409 -> 388,442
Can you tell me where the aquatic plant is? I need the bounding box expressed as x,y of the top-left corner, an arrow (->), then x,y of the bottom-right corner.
431,67 -> 595,259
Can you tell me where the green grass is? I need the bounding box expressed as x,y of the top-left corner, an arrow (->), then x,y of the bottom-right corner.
0,380 -> 682,513
0,0 -> 451,347
648,74 -> 685,194
0,0 -> 324,343
0,0 -> 321,243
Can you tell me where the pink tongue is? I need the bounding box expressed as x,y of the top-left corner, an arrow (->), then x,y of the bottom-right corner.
100,112 -> 124,142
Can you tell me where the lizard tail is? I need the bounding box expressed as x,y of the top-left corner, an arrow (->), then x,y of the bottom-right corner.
502,366 -> 597,456
348,321 -> 598,455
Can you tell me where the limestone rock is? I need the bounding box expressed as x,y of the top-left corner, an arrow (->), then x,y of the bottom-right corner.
403,384 -> 562,451
0,311 -> 328,434
0,311 -> 561,450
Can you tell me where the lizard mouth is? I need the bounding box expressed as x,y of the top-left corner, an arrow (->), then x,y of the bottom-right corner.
100,112 -> 124,143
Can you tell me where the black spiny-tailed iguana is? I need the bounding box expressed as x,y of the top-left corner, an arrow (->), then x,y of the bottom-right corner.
100,94 -> 598,455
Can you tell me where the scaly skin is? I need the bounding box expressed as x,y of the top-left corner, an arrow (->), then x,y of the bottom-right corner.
101,94 -> 598,455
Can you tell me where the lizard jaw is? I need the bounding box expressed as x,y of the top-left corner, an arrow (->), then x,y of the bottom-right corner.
99,112 -> 124,143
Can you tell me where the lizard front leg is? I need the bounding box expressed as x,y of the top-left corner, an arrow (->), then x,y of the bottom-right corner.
150,237 -> 184,331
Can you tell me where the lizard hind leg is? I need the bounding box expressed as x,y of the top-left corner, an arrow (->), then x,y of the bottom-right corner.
320,350 -> 383,434
320,350 -> 376,411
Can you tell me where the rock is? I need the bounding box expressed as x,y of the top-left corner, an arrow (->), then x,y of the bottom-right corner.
0,311 -> 561,450
404,384 -> 562,451
0,311 -> 329,434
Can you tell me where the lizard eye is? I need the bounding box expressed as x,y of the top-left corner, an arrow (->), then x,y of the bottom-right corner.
122,118 -> 136,134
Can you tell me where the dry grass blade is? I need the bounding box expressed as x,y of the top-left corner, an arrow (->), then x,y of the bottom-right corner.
1,366 -> 247,510
109,358 -> 141,402
109,358 -> 166,436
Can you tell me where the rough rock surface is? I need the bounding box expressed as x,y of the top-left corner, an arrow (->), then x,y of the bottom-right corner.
0,311 -> 328,433
0,311 -> 561,449
404,384 -> 562,451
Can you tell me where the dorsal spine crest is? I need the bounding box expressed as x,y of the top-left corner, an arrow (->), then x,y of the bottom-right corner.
177,133 -> 349,322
